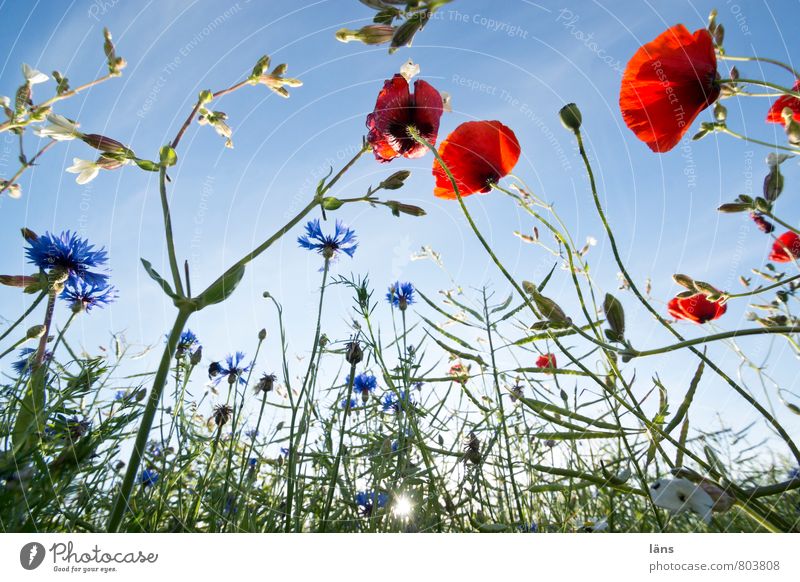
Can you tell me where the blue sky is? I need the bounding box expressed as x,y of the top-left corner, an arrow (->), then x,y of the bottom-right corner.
1,1 -> 799,456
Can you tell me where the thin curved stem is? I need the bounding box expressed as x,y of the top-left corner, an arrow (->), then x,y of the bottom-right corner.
0,290 -> 47,344
719,54 -> 800,80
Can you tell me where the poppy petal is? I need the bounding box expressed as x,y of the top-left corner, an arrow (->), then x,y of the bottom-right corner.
668,293 -> 726,324
620,25 -> 719,152
766,80 -> 800,124
769,231 -> 800,262
433,120 -> 520,199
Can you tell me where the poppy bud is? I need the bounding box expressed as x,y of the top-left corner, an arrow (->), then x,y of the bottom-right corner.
717,203 -> 750,213
345,341 -> 363,365
190,346 -> 202,366
322,197 -> 344,210
672,273 -> 695,290
390,15 -> 424,52
385,200 -> 426,217
525,283 -> 570,326
258,328 -> 267,341
763,165 -> 784,202
336,24 -> 395,45
559,103 -> 582,132
603,293 -> 625,339
380,170 -> 411,190
693,280 -> 723,300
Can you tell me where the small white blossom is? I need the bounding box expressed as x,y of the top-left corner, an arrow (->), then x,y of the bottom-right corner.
0,95 -> 10,108
66,158 -> 101,185
35,113 -> 80,141
22,63 -> 48,85
440,91 -> 452,113
400,59 -> 420,82
650,478 -> 715,524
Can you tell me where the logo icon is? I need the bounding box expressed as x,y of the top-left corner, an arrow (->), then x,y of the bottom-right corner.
19,542 -> 46,570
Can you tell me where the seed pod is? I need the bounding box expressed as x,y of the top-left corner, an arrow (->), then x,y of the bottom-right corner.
603,293 -> 625,339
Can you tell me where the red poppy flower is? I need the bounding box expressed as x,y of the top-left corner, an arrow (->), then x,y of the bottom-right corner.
366,74 -> 443,162
620,24 -> 720,152
536,353 -> 557,369
432,120 -> 520,199
766,80 -> 800,124
667,293 -> 726,324
769,231 -> 800,262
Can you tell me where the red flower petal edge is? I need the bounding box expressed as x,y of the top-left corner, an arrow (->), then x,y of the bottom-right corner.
769,231 -> 800,262
432,120 -> 521,199
667,293 -> 727,324
766,80 -> 800,124
366,74 -> 443,162
536,353 -> 557,368
620,24 -> 720,153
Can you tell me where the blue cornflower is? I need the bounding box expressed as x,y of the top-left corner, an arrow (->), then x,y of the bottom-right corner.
297,219 -> 358,260
60,279 -> 116,312
11,347 -> 51,377
347,372 -> 377,404
386,281 -> 415,310
381,390 -> 415,413
25,231 -> 109,286
248,457 -> 258,469
355,491 -> 389,517
341,396 -> 359,409
280,447 -> 290,457
139,469 -> 159,487
210,352 -> 252,385
114,390 -> 127,401
176,329 -> 200,353
518,522 -> 539,533
789,467 -> 800,480
245,428 -> 259,439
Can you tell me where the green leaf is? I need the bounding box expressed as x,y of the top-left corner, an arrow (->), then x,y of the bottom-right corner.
141,258 -> 178,299
664,360 -> 703,434
134,158 -> 160,172
194,263 -> 246,310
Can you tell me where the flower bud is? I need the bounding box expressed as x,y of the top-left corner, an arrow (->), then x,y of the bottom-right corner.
385,200 -> 426,217
81,133 -> 131,155
322,197 -> 344,210
198,89 -> 214,105
258,328 -> 267,341
523,282 -> 570,325
672,273 -> 695,289
603,293 -> 625,339
763,165 -> 784,202
345,341 -> 363,365
336,24 -> 395,45
190,346 -> 202,366
380,170 -> 411,190
717,202 -> 750,213
21,227 -> 38,242
26,324 -> 45,339
558,103 -> 582,132
713,101 -> 727,122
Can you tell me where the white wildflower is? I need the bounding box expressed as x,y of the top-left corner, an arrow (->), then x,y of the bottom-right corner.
400,59 -> 420,82
35,113 -> 80,141
66,158 -> 101,185
22,63 -> 48,85
650,478 -> 715,524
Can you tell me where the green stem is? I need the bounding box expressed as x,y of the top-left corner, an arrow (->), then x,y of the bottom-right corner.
720,127 -> 800,154
764,210 -> 800,237
284,259 -> 330,531
0,290 -> 47,343
625,326 -> 800,358
569,124 -> 800,466
718,54 -> 800,80
158,165 -> 184,297
725,273 -> 800,298
720,78 -> 800,98
106,307 -> 192,532
320,360 -> 357,531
